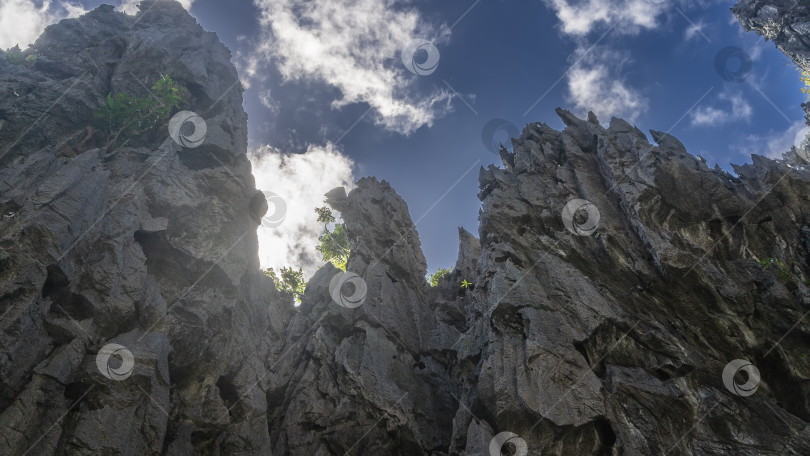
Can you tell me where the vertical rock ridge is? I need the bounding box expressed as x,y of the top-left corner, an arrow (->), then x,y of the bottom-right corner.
0,2 -> 283,454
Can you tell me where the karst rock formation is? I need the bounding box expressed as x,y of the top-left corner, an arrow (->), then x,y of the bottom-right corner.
1,0 -> 809,455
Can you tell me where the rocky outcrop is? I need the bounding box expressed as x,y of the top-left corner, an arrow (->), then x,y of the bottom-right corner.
734,0 -> 810,123
0,2 -> 289,454
448,110 -> 810,454
1,1 -> 810,455
273,109 -> 810,455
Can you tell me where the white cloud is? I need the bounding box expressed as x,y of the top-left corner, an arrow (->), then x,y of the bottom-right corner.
0,0 -> 86,49
118,0 -> 195,15
691,91 -> 752,127
543,0 -> 727,122
541,1 -> 657,122
739,120 -> 809,160
683,20 -> 707,42
258,88 -> 279,114
545,0 -> 728,37
250,144 -> 355,278
544,0 -> 662,36
566,48 -> 647,123
247,0 -> 453,135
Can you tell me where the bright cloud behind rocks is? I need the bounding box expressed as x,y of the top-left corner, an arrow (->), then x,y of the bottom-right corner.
0,0 -> 86,49
566,46 -> 647,123
543,0 -> 729,123
541,0 -> 664,123
247,0 -> 453,135
0,0 -> 200,50
738,120 -> 809,160
119,0 -> 194,15
250,144 -> 355,278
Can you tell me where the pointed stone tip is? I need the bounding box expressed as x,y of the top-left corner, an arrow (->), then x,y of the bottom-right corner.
587,111 -> 599,125
324,186 -> 347,202
458,226 -> 476,239
499,145 -> 515,171
649,130 -> 670,145
324,186 -> 348,212
750,154 -> 773,168
608,116 -> 637,133
555,107 -> 583,127
650,129 -> 688,154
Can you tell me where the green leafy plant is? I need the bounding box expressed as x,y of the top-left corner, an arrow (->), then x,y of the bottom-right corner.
5,46 -> 36,67
427,267 -> 452,287
93,75 -> 186,149
315,206 -> 335,224
460,279 -> 472,290
6,46 -> 23,65
315,206 -> 350,271
760,257 -> 794,284
264,266 -> 305,301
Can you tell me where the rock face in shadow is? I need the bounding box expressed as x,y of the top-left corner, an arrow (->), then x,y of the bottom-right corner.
1,1 -> 809,455
276,110 -> 810,455
0,2 -> 289,454
453,111 -> 810,455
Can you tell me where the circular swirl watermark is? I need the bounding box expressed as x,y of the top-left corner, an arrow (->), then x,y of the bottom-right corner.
168,110 -> 207,148
481,118 -> 519,155
722,359 -> 760,397
489,432 -> 528,456
260,191 -> 287,228
96,343 -> 135,381
714,47 -> 753,83
329,271 -> 367,308
561,199 -> 601,236
401,39 -> 440,76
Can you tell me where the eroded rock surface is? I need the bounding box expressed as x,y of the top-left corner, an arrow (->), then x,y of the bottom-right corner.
275,109 -> 810,455
1,1 -> 809,455
0,2 -> 288,454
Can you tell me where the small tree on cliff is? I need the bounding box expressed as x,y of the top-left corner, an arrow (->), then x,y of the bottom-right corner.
427,267 -> 452,286
264,266 -> 305,302
93,75 -> 186,149
315,206 -> 350,271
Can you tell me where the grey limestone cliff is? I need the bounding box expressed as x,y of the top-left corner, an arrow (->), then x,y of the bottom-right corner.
0,1 -> 809,455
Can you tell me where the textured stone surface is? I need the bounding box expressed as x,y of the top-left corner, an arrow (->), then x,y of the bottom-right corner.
734,0 -> 810,124
447,109 -> 810,455
1,1 -> 810,455
0,2 -> 287,454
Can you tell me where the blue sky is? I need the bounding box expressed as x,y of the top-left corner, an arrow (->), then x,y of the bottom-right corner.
5,0 -> 806,277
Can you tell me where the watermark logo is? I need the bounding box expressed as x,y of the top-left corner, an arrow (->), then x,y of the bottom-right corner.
481,118 -> 519,155
489,432 -> 528,456
714,47 -> 752,83
329,271 -> 367,308
401,39 -> 440,76
561,199 -> 601,236
168,110 -> 207,148
722,359 -> 760,397
260,191 -> 287,228
96,343 -> 135,381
